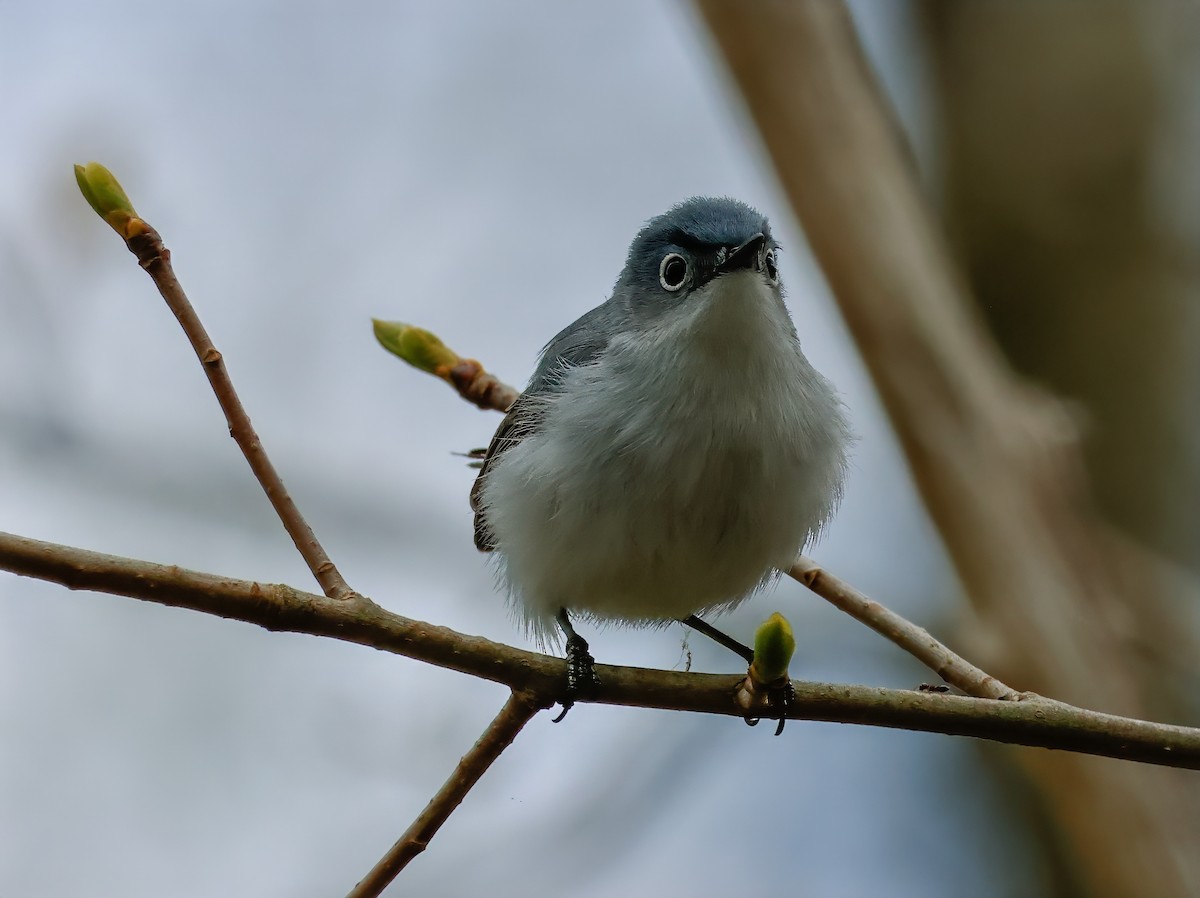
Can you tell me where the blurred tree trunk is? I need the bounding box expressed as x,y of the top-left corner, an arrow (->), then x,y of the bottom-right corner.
922,2 -> 1200,571
921,3 -> 1200,896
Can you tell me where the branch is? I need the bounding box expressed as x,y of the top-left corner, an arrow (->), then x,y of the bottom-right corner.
346,691 -> 544,898
4,530 -> 1200,769
788,558 -> 1016,700
132,224 -> 352,599
74,163 -> 352,601
77,162 -> 521,877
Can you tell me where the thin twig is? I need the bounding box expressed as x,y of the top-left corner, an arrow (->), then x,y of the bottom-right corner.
789,557 -> 1017,700
442,358 -> 519,412
120,221 -> 353,601
346,691 -> 544,897
4,530 -> 1200,769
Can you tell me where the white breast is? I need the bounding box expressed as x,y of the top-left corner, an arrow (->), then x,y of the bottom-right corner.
480,272 -> 850,644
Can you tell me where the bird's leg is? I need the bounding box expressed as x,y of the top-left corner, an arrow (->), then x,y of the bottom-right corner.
551,608 -> 601,723
680,614 -> 754,664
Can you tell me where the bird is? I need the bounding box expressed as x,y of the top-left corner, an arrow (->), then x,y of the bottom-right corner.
470,196 -> 851,707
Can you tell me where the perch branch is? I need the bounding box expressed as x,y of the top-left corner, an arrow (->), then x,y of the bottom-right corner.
4,530 -> 1200,769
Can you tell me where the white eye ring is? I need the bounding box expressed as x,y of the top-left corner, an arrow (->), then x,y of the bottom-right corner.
659,253 -> 688,291
764,247 -> 780,284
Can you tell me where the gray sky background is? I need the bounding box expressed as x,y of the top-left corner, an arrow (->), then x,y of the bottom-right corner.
0,3 -> 1045,896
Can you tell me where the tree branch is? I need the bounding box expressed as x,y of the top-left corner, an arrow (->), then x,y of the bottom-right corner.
121,219 -> 353,601
4,530 -> 1200,769
346,691 -> 545,898
788,558 -> 1016,700
77,164 -> 531,877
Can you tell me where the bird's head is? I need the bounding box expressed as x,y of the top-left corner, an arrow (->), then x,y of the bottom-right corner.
614,197 -> 783,329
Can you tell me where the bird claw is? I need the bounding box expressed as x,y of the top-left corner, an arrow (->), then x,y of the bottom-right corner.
743,680 -> 794,735
552,633 -> 601,723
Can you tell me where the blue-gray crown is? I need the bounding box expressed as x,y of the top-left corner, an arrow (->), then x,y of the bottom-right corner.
628,197 -> 772,262
613,197 -> 778,302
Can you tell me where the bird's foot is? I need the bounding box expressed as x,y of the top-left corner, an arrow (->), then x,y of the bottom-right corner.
551,633 -> 601,723
744,680 -> 795,736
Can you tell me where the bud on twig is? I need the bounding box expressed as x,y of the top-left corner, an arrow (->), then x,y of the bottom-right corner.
73,162 -> 141,238
372,319 -> 518,412
750,611 -> 796,685
736,612 -> 797,734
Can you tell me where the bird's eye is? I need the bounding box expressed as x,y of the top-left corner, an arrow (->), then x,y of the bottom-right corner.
659,253 -> 688,291
764,248 -> 780,284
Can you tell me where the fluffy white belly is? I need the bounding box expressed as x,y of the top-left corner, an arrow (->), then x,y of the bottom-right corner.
480,295 -> 848,642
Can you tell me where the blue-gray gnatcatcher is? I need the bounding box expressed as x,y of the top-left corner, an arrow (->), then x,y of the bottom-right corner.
471,197 -> 850,702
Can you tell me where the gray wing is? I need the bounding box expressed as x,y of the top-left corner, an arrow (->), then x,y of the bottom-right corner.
470,301 -> 619,552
